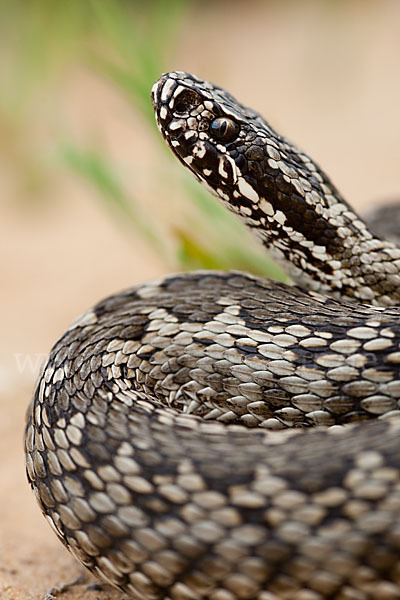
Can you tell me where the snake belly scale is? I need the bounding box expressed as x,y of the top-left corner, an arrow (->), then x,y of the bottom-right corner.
25,72 -> 400,600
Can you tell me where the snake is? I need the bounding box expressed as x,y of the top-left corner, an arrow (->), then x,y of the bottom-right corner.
25,71 -> 400,600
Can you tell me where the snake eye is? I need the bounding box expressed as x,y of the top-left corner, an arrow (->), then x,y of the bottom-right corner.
209,117 -> 239,143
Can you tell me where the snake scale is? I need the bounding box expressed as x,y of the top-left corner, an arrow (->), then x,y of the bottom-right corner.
25,72 -> 400,600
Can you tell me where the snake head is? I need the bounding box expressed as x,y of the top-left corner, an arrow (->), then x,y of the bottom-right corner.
151,71 -> 267,204
151,72 -> 334,243
151,72 -> 369,297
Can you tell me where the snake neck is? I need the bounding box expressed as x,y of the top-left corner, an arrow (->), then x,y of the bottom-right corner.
153,71 -> 400,307
227,145 -> 400,307
226,174 -> 400,307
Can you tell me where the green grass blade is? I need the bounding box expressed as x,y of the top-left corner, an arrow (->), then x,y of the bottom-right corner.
61,144 -> 164,254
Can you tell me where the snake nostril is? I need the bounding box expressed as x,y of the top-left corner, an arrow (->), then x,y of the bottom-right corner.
173,89 -> 201,114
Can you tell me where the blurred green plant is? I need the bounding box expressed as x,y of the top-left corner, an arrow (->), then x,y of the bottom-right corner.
88,0 -> 186,126
1,0 -> 286,280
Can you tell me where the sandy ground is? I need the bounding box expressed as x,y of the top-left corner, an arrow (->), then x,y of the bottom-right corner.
2,2 -> 400,598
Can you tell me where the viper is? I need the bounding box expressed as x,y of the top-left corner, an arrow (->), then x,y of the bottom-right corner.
25,72 -> 400,600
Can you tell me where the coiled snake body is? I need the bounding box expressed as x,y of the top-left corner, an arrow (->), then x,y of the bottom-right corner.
25,72 -> 400,600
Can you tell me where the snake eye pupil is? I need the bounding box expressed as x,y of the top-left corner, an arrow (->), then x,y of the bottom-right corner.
209,117 -> 239,143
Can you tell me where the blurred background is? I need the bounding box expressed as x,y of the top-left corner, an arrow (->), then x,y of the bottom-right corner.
2,1 -> 400,598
